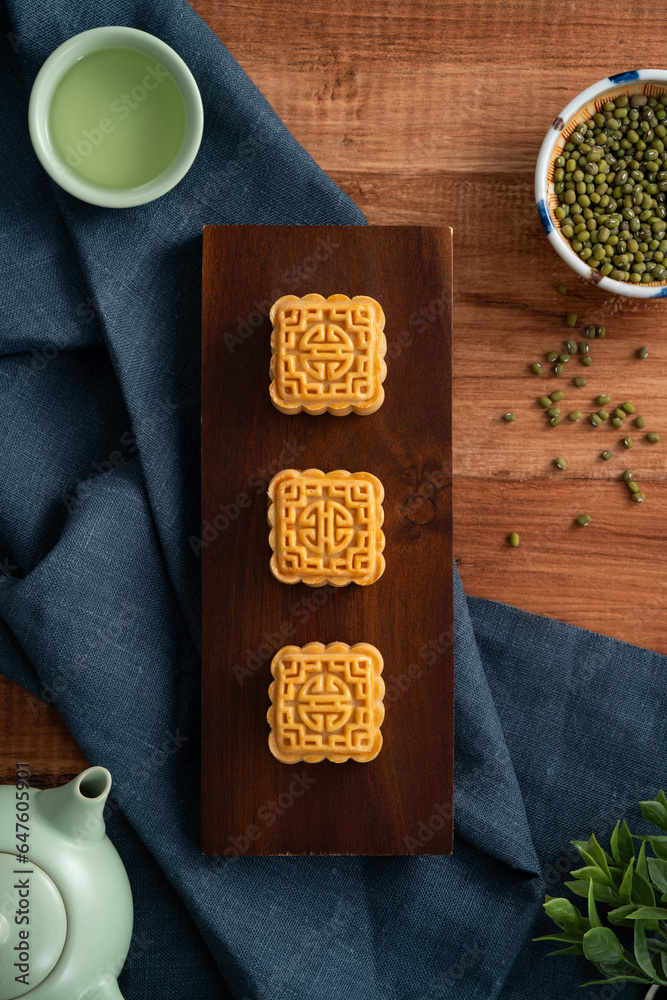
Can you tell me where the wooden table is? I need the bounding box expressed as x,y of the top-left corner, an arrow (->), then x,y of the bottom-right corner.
2,0 -> 665,776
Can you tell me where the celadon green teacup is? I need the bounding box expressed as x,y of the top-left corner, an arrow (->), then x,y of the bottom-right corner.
28,26 -> 204,208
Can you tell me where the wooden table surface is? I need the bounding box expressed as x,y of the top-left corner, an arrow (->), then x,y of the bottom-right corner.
2,0 -> 666,777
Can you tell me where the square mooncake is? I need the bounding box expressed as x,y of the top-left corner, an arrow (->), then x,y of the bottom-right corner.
268,468 -> 385,587
268,642 -> 385,763
269,293 -> 387,415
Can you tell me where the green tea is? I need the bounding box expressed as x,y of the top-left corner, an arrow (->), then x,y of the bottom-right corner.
48,47 -> 186,189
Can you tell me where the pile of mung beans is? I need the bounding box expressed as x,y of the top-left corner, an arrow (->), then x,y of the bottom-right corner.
505,294 -> 661,547
553,92 -> 667,284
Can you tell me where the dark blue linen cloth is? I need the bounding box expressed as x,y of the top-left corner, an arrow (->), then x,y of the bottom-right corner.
1,2 -> 665,998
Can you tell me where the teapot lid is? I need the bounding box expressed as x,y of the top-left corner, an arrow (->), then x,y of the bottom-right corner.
0,853 -> 67,999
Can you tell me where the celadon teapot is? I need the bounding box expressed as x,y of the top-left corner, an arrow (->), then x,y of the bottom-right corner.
0,767 -> 133,1000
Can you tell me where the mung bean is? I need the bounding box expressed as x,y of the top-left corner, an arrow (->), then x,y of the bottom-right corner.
554,457 -> 567,469
509,532 -> 520,547
647,432 -> 661,443
576,514 -> 592,526
637,346 -> 649,358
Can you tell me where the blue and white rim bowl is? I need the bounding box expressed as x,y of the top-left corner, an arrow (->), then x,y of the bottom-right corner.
535,69 -> 667,299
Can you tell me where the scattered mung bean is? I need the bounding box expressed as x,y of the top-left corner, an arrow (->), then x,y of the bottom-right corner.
546,406 -> 561,417
554,363 -> 564,376
531,363 -> 543,375
581,356 -> 593,367
554,457 -> 567,469
573,376 -> 587,387
557,284 -> 568,294
635,415 -> 646,428
647,432 -> 661,443
509,532 -> 520,547
598,409 -> 610,420
623,436 -> 633,448
601,450 -> 612,460
576,514 -> 592,526
546,351 -> 559,363
549,416 -> 562,426
550,390 -> 565,402
628,481 -> 640,494
539,396 -> 552,408
565,313 -> 578,327
638,346 -> 649,359
589,413 -> 603,426
621,401 -> 636,414
631,492 -> 646,502
612,417 -> 624,428
622,469 -> 633,482
503,413 -> 515,422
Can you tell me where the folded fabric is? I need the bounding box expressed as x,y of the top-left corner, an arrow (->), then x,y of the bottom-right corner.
1,1 -> 665,998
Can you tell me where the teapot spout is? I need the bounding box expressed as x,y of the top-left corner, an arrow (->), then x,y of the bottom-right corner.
82,975 -> 126,1000
35,766 -> 112,845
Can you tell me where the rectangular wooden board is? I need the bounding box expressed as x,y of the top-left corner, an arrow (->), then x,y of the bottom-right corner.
201,225 -> 453,855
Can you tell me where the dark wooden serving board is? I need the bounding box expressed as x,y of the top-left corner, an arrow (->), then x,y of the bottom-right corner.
201,225 -> 453,855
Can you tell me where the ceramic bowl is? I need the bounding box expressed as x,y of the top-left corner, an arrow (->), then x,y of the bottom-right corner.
28,26 -> 204,208
535,69 -> 667,298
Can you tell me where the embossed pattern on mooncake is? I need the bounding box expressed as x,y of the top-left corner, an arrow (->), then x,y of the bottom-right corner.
268,642 -> 385,763
269,293 -> 387,415
268,469 -> 385,587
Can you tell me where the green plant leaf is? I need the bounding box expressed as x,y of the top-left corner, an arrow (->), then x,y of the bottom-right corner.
627,907 -> 667,920
579,833 -> 614,873
533,932 -> 585,943
634,845 -> 657,907
651,837 -> 667,861
610,820 -> 622,866
657,790 -> 667,811
582,926 -> 626,965
634,919 -> 666,982
662,951 -> 667,979
607,904 -> 638,925
542,896 -> 587,932
571,865 -> 614,887
587,878 -> 602,929
580,976 -> 653,986
547,945 -> 584,956
565,880 -> 621,905
649,858 -> 667,894
647,939 -> 667,955
618,821 -> 636,866
620,859 -> 634,903
639,799 -> 667,832
573,842 -> 612,880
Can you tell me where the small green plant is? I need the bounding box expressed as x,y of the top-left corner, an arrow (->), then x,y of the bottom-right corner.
535,790 -> 667,987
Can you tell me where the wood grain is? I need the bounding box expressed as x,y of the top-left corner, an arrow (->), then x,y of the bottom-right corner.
201,225 -> 453,855
3,0 -> 666,783
0,675 -> 88,784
